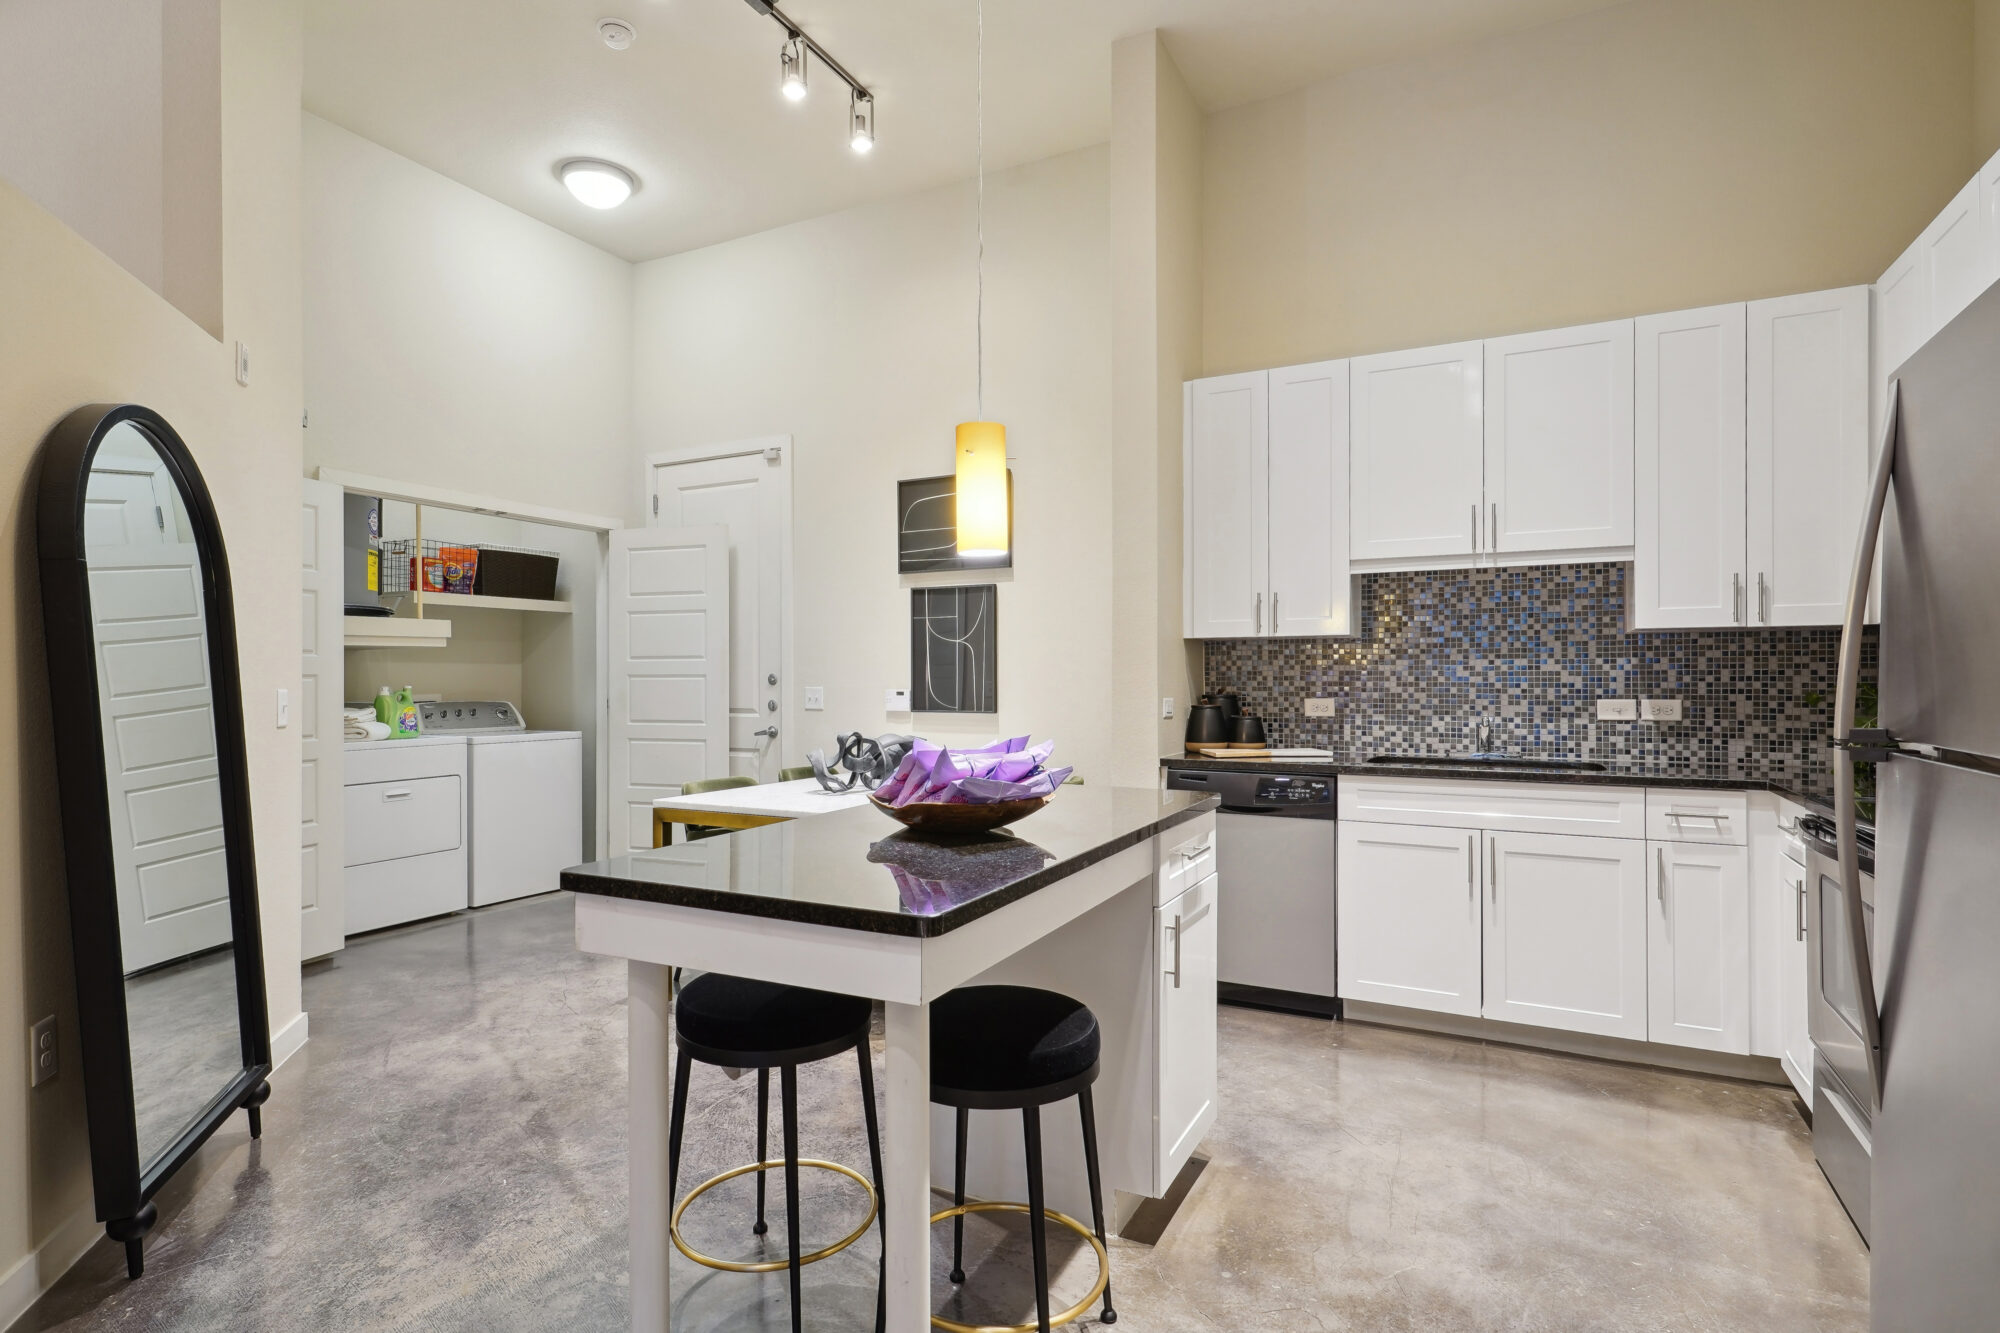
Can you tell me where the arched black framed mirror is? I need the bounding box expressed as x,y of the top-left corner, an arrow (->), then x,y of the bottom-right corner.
35,404 -> 272,1279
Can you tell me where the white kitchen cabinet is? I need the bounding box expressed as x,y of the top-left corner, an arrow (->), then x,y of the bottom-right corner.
1481,830 -> 1648,1041
1336,820 -> 1482,1017
1183,372 -> 1268,638
1483,320 -> 1634,555
1183,363 -> 1350,638
1156,872 -> 1218,1186
1874,233 -> 1927,439
1747,287 -> 1871,626
1647,838 -> 1751,1054
1778,847 -> 1813,1101
1349,341 -> 1484,562
1923,176 -> 1989,337
1267,361 -> 1352,636
1632,303 -> 1747,629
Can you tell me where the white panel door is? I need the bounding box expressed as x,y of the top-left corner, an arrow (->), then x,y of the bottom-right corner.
1267,360 -> 1350,636
1481,831 -> 1647,1040
1923,176 -> 1989,335
1632,304 -> 1746,630
1349,341 -> 1483,562
1873,234 -> 1927,439
1156,872 -> 1218,1185
1483,320 -> 1634,553
1336,821 -> 1482,1017
300,478 -> 345,959
1747,287 -> 1870,627
652,443 -> 789,780
1647,839 -> 1751,1053
1183,373 -> 1269,637
607,526 -> 728,855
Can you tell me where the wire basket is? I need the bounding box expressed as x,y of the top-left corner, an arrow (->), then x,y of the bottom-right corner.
379,539 -> 487,596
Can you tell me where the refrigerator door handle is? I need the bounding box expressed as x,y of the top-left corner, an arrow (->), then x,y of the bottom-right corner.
1833,379 -> 1897,1105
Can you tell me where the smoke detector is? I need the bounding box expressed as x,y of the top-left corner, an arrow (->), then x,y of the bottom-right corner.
598,18 -> 636,50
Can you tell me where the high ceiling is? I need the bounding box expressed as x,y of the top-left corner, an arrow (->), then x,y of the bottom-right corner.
304,0 -> 1626,262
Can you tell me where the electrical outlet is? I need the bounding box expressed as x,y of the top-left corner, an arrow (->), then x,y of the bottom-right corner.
885,688 -> 910,713
30,1015 -> 56,1087
1640,698 -> 1684,722
275,688 -> 290,729
1303,698 -> 1340,718
1161,697 -> 1175,720
803,686 -> 824,712
1596,698 -> 1638,721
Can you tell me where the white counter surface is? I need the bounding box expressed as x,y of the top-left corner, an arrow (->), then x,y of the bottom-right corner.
652,776 -> 874,817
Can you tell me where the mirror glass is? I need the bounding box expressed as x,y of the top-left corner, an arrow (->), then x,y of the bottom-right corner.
84,422 -> 241,1169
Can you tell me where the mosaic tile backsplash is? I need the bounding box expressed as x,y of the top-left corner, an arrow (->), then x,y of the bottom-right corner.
1201,562 -> 1876,791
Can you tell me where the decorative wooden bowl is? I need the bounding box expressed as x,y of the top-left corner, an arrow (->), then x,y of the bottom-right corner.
867,794 -> 1049,833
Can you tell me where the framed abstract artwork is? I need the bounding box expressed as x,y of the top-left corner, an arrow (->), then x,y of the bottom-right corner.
897,472 -> 1013,574
910,585 -> 997,713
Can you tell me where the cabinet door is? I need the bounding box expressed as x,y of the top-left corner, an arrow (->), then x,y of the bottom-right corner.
1349,342 -> 1483,562
1874,233 -> 1927,439
1747,287 -> 1870,627
1183,372 -> 1269,638
1157,873 -> 1218,1185
1779,855 -> 1813,1101
1647,840 -> 1751,1053
1336,821 -> 1481,1016
1481,831 -> 1647,1040
1483,321 -> 1634,554
1632,304 -> 1746,629
1268,360 -> 1351,636
1924,175 -> 1989,336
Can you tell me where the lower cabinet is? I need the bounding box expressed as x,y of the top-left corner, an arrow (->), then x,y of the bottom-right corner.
1778,851 -> 1814,1099
1647,839 -> 1751,1053
1336,821 -> 1482,1016
1483,831 -> 1648,1040
1156,872 -> 1219,1186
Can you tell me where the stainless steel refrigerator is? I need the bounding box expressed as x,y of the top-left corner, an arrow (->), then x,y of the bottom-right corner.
1838,280 -> 2000,1330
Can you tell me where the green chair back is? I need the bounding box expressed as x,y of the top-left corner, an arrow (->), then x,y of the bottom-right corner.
678,774 -> 757,841
779,766 -> 815,782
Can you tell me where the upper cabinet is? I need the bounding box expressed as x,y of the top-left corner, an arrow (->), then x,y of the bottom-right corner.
1484,320 -> 1635,555
1748,287 -> 1870,626
1633,303 -> 1747,630
1184,362 -> 1350,639
1349,341 -> 1483,562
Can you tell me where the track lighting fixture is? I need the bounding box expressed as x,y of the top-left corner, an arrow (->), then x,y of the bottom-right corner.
780,36 -> 808,102
849,90 -> 875,154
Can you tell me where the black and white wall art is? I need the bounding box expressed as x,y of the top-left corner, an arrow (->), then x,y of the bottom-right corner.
897,473 -> 1013,574
911,585 -> 997,713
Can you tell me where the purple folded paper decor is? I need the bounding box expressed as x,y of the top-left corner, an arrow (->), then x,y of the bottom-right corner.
873,738 -> 1065,806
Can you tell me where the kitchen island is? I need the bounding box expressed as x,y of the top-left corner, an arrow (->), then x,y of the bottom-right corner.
565,785 -> 1220,1333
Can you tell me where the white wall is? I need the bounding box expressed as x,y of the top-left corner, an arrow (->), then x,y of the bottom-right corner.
0,0 -> 304,1317
632,146 -> 1115,781
302,113 -> 634,520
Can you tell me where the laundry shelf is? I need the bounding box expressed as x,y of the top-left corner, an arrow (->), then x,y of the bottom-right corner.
416,592 -> 572,614
344,616 -> 453,650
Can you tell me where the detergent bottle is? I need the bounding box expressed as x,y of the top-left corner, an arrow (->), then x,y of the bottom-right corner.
390,685 -> 422,739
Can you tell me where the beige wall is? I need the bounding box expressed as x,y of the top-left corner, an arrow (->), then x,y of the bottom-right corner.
1978,0 -> 2000,161
0,0 -> 304,1309
1110,33 -> 1205,784
302,113 -> 634,521
631,147 -> 1115,781
1204,0 -> 1977,374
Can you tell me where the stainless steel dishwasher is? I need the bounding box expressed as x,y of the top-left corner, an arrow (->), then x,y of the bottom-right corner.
1164,766 -> 1338,1017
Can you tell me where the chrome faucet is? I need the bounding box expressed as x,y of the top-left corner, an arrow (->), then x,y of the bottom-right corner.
1474,716 -> 1500,755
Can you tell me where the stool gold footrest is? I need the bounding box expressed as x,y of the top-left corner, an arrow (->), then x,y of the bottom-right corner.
671,1158 -> 879,1274
926,1201 -> 1110,1333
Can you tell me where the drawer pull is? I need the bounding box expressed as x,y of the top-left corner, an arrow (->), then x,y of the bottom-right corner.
1664,811 -> 1725,825
1179,841 -> 1213,862
382,789 -> 415,801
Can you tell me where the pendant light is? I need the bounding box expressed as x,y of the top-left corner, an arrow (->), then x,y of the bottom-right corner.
954,0 -> 1008,559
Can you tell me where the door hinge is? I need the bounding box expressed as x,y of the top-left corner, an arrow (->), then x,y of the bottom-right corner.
154,505 -> 165,531
651,494 -> 659,516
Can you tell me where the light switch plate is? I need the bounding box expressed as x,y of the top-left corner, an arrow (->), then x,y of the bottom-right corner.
234,341 -> 250,387
885,688 -> 910,713
1596,698 -> 1638,721
30,1015 -> 56,1087
1160,697 -> 1174,720
1304,698 -> 1339,718
276,688 -> 290,729
803,686 -> 824,712
1640,698 -> 1684,722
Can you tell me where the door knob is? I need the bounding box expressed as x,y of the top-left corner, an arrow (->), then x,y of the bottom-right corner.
754,726 -> 779,739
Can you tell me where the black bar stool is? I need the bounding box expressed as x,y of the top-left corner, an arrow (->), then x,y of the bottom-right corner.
668,974 -> 887,1333
930,985 -> 1117,1332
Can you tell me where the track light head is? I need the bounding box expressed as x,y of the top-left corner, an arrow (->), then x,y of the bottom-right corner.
780,37 -> 808,101
849,91 -> 875,154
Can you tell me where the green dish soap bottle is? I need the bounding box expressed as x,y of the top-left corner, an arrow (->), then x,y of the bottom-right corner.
373,684 -> 395,727
390,685 -> 422,739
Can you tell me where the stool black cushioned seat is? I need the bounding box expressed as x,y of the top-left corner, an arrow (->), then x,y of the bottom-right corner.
930,985 -> 1100,1101
674,973 -> 873,1063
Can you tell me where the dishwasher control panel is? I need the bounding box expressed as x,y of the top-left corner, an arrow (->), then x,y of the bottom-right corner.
1255,776 -> 1332,805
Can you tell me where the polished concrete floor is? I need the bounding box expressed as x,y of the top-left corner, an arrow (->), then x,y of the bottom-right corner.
23,892 -> 1868,1331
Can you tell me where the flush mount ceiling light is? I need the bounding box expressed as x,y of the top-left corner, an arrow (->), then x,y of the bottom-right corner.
558,159 -> 637,209
740,0 -> 877,151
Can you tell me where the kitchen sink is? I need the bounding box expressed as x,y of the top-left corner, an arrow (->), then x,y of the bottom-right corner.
1367,753 -> 1608,773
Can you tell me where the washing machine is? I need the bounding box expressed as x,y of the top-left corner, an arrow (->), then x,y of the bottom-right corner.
419,700 -> 583,907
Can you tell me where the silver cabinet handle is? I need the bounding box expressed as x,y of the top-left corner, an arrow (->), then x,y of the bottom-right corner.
1490,502 -> 1498,553
1270,591 -> 1278,632
1733,572 -> 1744,624
1758,572 -> 1769,623
1795,876 -> 1807,942
1471,504 -> 1479,551
383,789 -> 413,801
1656,846 -> 1667,912
1466,834 -> 1474,904
1180,840 -> 1213,862
1664,811 -> 1725,826
1254,592 -> 1261,634
1169,913 -> 1183,988
1488,834 -> 1498,903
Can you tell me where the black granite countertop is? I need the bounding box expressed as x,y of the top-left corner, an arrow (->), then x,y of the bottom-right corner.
1162,751 -> 1837,810
562,786 -> 1218,937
